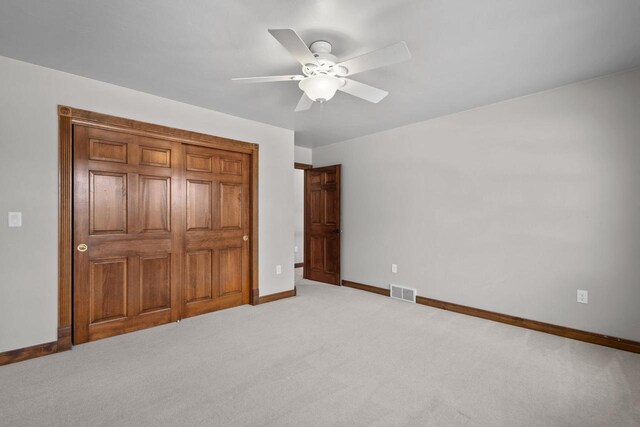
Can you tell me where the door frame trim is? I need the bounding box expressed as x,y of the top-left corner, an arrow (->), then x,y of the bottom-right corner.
293,162 -> 311,269
57,105 -> 260,351
294,162 -> 312,170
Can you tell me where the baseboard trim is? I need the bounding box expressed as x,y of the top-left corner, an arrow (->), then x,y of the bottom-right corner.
0,341 -> 58,366
259,287 -> 297,304
294,262 -> 304,269
342,280 -> 390,296
57,326 -> 72,352
341,280 -> 640,354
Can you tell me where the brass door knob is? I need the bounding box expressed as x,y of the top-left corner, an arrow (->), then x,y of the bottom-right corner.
77,243 -> 88,252
243,235 -> 249,241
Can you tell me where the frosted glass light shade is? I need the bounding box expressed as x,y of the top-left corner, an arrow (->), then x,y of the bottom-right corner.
298,75 -> 342,102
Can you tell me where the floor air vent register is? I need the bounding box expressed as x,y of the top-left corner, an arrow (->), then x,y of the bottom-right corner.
390,284 -> 416,303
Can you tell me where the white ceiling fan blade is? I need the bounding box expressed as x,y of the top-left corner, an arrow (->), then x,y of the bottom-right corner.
268,29 -> 318,66
338,78 -> 389,103
337,41 -> 411,76
232,75 -> 304,83
295,93 -> 314,112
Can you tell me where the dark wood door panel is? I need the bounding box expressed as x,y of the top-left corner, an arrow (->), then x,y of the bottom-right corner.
140,146 -> 171,168
139,176 -> 171,233
186,152 -> 213,173
304,165 -> 341,285
309,237 -> 324,271
74,125 -> 181,344
88,257 -> 128,324
186,179 -> 214,230
324,188 -> 338,225
182,246 -> 244,314
139,254 -> 172,313
185,250 -> 216,303
310,190 -> 322,224
220,183 -> 243,229
183,246 -> 245,316
89,139 -> 128,163
89,171 -> 128,235
182,144 -> 251,318
324,236 -> 339,274
220,246 -> 243,295
73,124 -> 253,344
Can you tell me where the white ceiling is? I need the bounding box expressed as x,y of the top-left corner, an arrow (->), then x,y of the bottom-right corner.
1,0 -> 639,147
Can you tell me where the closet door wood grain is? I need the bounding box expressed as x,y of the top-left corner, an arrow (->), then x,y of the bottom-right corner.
73,126 -> 182,343
182,144 -> 251,318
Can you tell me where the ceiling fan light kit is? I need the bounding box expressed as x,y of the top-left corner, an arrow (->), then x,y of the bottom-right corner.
298,75 -> 343,103
232,28 -> 411,111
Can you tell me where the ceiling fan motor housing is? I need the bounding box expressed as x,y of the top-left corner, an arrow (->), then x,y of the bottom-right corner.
303,40 -> 348,77
309,40 -> 332,54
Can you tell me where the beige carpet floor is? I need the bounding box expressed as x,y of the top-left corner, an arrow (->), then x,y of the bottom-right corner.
1,280 -> 639,426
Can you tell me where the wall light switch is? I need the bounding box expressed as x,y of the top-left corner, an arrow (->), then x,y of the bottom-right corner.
391,264 -> 398,273
276,265 -> 282,275
577,289 -> 588,304
294,246 -> 299,253
8,212 -> 22,227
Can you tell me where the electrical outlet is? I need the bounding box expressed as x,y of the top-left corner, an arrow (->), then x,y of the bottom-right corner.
8,212 -> 22,227
276,265 -> 282,275
391,264 -> 398,273
577,289 -> 588,304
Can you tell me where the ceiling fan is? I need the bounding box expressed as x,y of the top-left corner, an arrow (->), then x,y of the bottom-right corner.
232,29 -> 411,112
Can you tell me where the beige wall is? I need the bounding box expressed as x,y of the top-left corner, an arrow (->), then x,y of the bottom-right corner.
0,56 -> 295,352
313,68 -> 640,341
294,146 -> 312,164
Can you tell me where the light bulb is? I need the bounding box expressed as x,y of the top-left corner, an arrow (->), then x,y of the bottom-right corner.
299,75 -> 342,103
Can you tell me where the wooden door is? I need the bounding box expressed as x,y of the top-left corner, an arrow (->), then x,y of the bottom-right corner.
304,165 -> 341,285
73,126 -> 182,343
73,125 -> 252,344
182,144 -> 251,317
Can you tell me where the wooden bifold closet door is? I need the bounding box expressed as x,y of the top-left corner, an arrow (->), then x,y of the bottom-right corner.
73,125 -> 251,344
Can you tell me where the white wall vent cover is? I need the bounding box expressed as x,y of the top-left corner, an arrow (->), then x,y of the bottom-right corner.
390,284 -> 416,303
